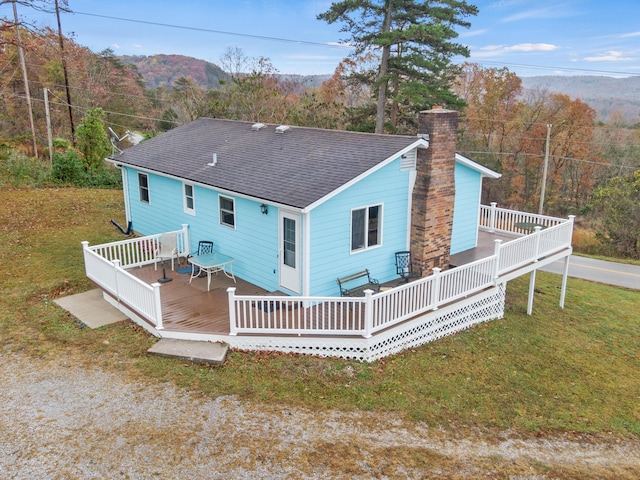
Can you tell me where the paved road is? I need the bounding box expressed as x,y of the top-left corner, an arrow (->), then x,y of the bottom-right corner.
541,255 -> 640,290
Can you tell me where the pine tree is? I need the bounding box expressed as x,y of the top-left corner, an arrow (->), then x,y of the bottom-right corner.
318,0 -> 477,133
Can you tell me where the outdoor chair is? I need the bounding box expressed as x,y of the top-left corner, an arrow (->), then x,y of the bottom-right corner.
154,233 -> 178,271
187,240 -> 214,276
395,250 -> 423,283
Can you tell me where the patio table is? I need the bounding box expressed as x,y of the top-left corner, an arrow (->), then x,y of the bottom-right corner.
188,252 -> 236,291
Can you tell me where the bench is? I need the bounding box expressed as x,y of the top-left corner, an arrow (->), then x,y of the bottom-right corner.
337,269 -> 380,297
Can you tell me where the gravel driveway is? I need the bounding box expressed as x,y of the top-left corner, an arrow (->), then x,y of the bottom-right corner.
2,351 -> 638,479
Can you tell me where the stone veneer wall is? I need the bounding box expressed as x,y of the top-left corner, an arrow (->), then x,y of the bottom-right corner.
410,107 -> 458,274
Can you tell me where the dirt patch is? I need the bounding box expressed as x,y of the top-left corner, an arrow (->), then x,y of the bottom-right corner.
1,351 -> 638,479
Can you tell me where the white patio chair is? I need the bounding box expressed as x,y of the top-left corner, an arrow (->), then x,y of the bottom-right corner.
154,233 -> 178,271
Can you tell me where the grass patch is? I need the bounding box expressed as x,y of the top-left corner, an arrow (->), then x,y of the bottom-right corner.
2,186 -> 639,436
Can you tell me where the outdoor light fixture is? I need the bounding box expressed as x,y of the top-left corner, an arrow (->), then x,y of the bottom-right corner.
260,203 -> 268,215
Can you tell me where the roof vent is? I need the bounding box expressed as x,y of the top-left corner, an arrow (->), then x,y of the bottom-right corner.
208,153 -> 218,166
275,125 -> 290,134
252,122 -> 266,131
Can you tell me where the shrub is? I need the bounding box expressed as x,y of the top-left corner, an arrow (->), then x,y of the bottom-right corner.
0,151 -> 50,187
52,150 -> 88,186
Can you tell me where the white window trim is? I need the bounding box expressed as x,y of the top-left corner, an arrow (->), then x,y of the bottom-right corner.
219,194 -> 236,230
138,172 -> 149,204
350,204 -> 383,253
183,182 -> 195,215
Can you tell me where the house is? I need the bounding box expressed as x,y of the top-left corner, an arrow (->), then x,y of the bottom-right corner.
108,108 -> 500,297
85,108 -> 573,361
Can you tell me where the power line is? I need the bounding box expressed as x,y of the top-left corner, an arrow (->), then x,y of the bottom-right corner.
71,10 -> 352,50
471,59 -> 640,78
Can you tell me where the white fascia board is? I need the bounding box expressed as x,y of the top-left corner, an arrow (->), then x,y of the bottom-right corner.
455,153 -> 501,179
115,163 -> 304,214
302,138 -> 429,213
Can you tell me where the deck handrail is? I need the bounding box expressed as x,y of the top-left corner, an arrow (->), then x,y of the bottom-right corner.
82,242 -> 163,329
228,213 -> 574,338
88,224 -> 190,268
82,207 -> 574,339
480,202 -> 567,235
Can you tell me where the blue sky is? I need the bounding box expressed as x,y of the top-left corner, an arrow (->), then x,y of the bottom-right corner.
7,0 -> 640,77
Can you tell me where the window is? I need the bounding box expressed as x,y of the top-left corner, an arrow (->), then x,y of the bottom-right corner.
183,183 -> 195,215
283,217 -> 296,268
138,173 -> 149,203
351,205 -> 381,252
219,195 -> 235,228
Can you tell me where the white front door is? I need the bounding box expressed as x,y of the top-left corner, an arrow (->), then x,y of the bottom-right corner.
279,211 -> 301,293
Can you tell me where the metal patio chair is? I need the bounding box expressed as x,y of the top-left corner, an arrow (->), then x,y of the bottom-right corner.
395,250 -> 423,283
188,240 -> 214,276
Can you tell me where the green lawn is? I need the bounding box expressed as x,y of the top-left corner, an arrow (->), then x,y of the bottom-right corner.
1,186 -> 638,435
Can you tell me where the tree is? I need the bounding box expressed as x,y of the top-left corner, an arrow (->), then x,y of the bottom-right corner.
75,107 -> 111,169
318,0 -> 477,133
592,170 -> 640,259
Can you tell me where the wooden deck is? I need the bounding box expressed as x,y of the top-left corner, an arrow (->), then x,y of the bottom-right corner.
450,230 -> 518,267
129,263 -> 269,335
125,230 -> 518,337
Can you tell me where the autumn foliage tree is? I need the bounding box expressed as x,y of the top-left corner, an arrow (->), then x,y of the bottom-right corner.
455,64 -> 605,215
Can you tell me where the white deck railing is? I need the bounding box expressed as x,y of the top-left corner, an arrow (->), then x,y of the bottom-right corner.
227,253 -> 501,337
81,224 -> 190,330
82,243 -> 164,329
82,206 -> 574,339
228,207 -> 574,338
480,202 -> 566,235
88,224 -> 190,268
494,219 -> 574,275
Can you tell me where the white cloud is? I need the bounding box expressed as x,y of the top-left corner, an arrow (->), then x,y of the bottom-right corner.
472,43 -> 559,58
285,54 -> 334,60
133,44 -> 143,49
506,43 -> 558,52
112,44 -> 121,49
326,41 -> 353,49
459,29 -> 488,38
619,31 -> 640,38
583,51 -> 633,62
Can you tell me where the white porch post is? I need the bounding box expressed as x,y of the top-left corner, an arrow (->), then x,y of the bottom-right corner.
181,223 -> 190,259
363,289 -> 374,338
560,255 -> 570,309
112,259 -> 121,301
431,267 -> 442,310
489,202 -> 497,232
533,225 -> 543,261
493,239 -> 502,280
152,282 -> 163,330
227,287 -> 238,335
527,269 -> 537,315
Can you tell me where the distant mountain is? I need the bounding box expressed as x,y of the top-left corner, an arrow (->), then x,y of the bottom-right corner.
118,54 -> 230,90
521,76 -> 640,123
119,54 -> 638,124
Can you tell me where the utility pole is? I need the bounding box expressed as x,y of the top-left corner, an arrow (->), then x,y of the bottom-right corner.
43,88 -> 54,166
54,0 -> 75,145
538,123 -> 552,215
12,1 -> 38,157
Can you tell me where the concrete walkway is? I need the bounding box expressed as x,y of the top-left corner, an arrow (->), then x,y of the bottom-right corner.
54,289 -> 228,364
54,289 -> 128,328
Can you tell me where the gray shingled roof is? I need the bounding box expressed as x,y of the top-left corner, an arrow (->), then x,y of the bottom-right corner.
111,118 -> 421,209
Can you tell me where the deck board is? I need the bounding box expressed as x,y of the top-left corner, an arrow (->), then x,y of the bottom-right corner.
124,230 -> 518,337
129,264 -> 269,335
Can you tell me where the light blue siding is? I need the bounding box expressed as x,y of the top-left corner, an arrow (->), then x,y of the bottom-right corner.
123,167 -> 281,292
123,155 -> 483,298
308,159 -> 410,296
451,162 -> 481,255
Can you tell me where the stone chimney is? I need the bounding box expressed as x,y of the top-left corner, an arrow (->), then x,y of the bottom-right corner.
410,107 -> 458,274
